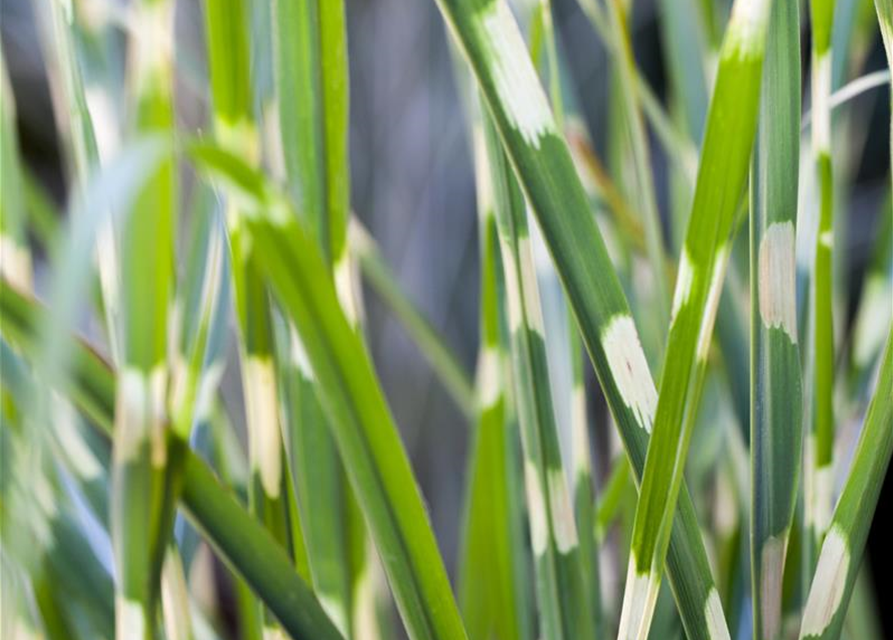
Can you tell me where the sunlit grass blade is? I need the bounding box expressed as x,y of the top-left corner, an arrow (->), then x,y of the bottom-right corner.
805,0 -> 838,552
798,327 -> 893,640
109,2 -> 178,634
457,120 -> 533,640
160,546 -> 194,640
0,279 -> 347,640
349,218 -> 477,421
431,0 -> 730,637
617,0 -> 772,635
749,0 -> 803,635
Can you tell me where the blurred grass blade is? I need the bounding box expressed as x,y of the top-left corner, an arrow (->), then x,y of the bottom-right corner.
431,0 -> 730,637
618,0 -> 771,635
749,0 -> 803,636
201,9 -> 296,640
271,0 -> 371,632
111,0 -> 178,635
457,119 -> 533,640
483,111 -> 593,640
798,327 -> 893,640
4,134 -> 173,640
1,344 -> 115,640
349,218 -> 476,421
36,0 -> 121,358
0,280 -> 347,640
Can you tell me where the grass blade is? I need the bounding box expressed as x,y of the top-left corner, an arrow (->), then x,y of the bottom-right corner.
749,0 -> 803,635
457,120 -> 533,640
617,0 -> 771,635
191,141 -> 469,639
271,0 -> 374,632
431,0 -> 730,636
201,10 -> 296,640
603,0 -> 670,336
244,207 -> 469,640
805,0 -> 838,551
35,0 -> 121,358
0,57 -> 32,292
111,4 -> 178,633
483,110 -> 594,640
0,279 -> 347,640
798,327 -> 893,640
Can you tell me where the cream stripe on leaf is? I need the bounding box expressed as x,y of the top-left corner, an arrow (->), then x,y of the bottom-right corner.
617,0 -> 771,635
481,112 -> 591,640
433,0 -> 730,637
749,0 -> 803,636
799,328 -> 893,640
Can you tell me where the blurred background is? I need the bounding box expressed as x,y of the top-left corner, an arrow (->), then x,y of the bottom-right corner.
1,0 -> 891,635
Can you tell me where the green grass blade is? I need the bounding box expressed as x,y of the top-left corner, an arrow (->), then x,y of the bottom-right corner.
238,200 -> 466,638
749,0 -> 803,635
430,0 -> 730,637
111,2 -> 178,636
618,0 -> 771,635
568,318 -> 603,637
192,140 -> 468,639
805,0 -> 838,551
201,10 -> 296,637
798,327 -> 893,640
242,207 -> 469,640
484,111 -> 592,639
0,280 -> 347,640
458,121 -> 532,640
272,0 -> 373,633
